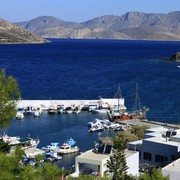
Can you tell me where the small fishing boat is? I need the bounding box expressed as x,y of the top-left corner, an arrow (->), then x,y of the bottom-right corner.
24,105 -> 34,115
41,142 -> 60,151
1,134 -> 40,149
57,105 -> 65,114
45,151 -> 62,161
65,137 -> 76,147
16,111 -> 24,119
88,125 -> 104,133
57,143 -> 79,154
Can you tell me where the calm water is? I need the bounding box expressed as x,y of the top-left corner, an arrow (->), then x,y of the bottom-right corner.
0,39 -> 180,168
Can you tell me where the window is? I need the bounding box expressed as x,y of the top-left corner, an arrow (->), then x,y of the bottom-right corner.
155,155 -> 168,163
144,152 -> 151,161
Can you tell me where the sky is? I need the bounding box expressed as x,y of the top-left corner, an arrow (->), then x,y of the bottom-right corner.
1,0 -> 179,23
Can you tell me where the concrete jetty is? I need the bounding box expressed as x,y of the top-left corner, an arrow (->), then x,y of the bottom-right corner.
16,98 -> 125,110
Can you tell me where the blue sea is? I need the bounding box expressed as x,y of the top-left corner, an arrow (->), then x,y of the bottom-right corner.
0,39 -> 180,168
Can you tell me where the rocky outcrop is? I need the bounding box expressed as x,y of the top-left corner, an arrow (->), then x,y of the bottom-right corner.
14,11 -> 180,41
0,18 -> 47,44
170,52 -> 180,61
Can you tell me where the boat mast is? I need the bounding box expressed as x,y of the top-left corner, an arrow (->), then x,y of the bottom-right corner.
117,83 -> 122,110
135,83 -> 141,112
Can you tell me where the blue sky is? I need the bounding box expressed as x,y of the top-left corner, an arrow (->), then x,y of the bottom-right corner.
1,0 -> 179,22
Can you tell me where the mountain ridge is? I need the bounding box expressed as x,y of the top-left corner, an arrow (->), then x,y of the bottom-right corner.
14,11 -> 180,41
0,18 -> 47,44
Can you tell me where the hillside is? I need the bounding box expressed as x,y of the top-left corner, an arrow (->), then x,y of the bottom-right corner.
0,18 -> 47,44
15,11 -> 180,41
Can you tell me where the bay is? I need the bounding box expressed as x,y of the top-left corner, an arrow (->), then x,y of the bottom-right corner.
0,39 -> 180,168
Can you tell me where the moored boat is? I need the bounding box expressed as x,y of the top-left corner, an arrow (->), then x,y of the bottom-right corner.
109,83 -> 149,122
41,142 -> 60,151
65,137 -> 76,147
16,111 -> 24,119
57,143 -> 79,154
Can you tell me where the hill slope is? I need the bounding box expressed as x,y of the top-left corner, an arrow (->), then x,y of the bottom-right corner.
0,18 -> 47,44
15,11 -> 180,41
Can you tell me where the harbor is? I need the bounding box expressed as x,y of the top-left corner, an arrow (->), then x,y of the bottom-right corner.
0,98 -> 175,171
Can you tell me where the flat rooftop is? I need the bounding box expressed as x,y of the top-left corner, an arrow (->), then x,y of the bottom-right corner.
77,149 -> 110,161
163,158 -> 180,172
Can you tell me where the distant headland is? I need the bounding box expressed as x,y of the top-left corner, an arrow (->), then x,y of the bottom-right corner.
0,18 -> 47,44
169,52 -> 180,62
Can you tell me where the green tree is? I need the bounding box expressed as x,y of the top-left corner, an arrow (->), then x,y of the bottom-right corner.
0,139 -> 10,153
130,125 -> 149,140
0,152 -> 22,179
106,149 -> 129,180
40,162 -> 60,180
0,69 -> 20,128
113,130 -> 138,150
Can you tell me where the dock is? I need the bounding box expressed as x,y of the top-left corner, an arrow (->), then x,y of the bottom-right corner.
16,98 -> 124,110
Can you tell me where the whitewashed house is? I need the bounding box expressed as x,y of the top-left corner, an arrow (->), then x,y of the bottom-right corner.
128,126 -> 180,170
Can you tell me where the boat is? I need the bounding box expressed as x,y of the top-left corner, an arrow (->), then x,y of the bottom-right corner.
20,137 -> 40,150
177,65 -> 180,69
65,137 -> 76,147
88,118 -> 107,128
65,106 -> 73,114
45,151 -> 62,161
108,83 -> 149,122
1,134 -> 40,149
34,111 -> 40,117
57,105 -> 65,114
57,143 -> 79,154
24,105 -> 34,115
47,106 -> 57,114
73,106 -> 82,114
91,108 -> 108,114
41,142 -> 60,151
16,111 -> 24,119
88,125 -> 104,133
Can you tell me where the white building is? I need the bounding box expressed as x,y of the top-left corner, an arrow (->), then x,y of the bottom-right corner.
128,126 -> 180,170
72,149 -> 139,178
162,158 -> 180,180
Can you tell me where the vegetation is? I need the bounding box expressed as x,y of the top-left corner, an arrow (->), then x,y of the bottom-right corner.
106,125 -> 150,180
0,69 -> 20,128
0,139 -> 10,153
138,168 -> 169,180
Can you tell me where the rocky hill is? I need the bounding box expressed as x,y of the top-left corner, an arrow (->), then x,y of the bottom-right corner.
0,18 -> 47,44
15,11 -> 180,41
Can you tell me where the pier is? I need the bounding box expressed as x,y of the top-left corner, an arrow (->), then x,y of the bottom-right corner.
16,98 -> 125,110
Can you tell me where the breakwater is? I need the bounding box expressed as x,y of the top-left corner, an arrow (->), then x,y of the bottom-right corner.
16,98 -> 125,110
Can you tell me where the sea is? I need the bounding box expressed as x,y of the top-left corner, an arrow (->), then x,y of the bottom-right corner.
0,39 -> 180,169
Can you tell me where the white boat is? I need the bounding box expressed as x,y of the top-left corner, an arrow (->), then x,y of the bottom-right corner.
24,105 -> 34,115
45,151 -> 62,160
92,108 -> 108,114
88,118 -> 107,128
57,105 -> 65,114
177,65 -> 180,69
57,143 -> 79,154
1,134 -> 39,149
47,106 -> 57,114
88,125 -> 104,133
34,111 -> 40,117
65,107 -> 73,114
41,142 -> 60,151
16,111 -> 24,119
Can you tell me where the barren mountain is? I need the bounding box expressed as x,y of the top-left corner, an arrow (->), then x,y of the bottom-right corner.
15,11 -> 180,41
0,18 -> 47,44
